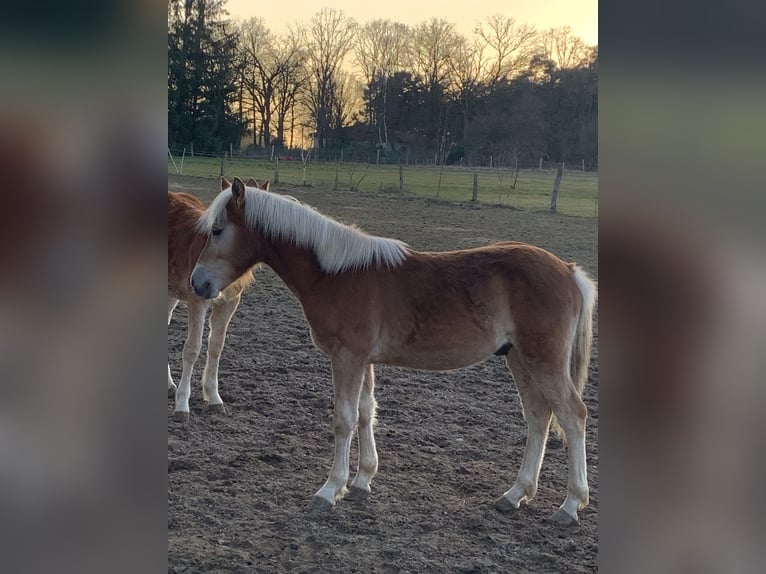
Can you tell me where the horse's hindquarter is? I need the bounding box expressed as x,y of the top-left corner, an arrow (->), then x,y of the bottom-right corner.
369,243 -> 580,369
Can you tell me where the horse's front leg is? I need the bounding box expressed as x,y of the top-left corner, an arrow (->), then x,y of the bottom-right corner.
168,297 -> 179,397
348,364 -> 378,500
309,352 -> 367,512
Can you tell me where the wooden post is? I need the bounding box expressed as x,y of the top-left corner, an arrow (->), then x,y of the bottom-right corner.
180,148 -> 186,174
190,142 -> 194,157
334,163 -> 339,191
539,157 -> 543,171
550,162 -> 563,212
489,155 -> 493,169
273,156 -> 280,184
399,164 -> 404,192
168,148 -> 178,173
220,152 -> 226,177
376,148 -> 380,165
582,159 -> 585,172
230,142 -> 233,158
472,173 -> 478,202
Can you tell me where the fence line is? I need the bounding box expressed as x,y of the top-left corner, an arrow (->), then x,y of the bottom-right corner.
168,154 -> 598,217
167,147 -> 598,173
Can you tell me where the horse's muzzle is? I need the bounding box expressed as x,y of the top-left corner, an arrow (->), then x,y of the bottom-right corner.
190,269 -> 218,299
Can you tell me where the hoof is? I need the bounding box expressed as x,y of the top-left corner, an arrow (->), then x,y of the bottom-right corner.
346,486 -> 370,502
493,496 -> 520,514
307,496 -> 334,513
549,508 -> 579,526
173,411 -> 189,422
207,403 -> 227,414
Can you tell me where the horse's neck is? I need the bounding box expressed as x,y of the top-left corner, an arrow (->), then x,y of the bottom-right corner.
260,237 -> 322,301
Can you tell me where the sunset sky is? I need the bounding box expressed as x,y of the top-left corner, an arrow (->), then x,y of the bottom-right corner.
224,0 -> 598,46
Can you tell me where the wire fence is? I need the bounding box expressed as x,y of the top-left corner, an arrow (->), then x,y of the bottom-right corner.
168,149 -> 598,217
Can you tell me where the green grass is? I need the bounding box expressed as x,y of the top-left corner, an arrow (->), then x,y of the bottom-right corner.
168,156 -> 598,217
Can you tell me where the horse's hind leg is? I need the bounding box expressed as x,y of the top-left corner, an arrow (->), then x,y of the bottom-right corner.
201,293 -> 240,413
168,297 -> 179,397
495,351 -> 553,513
547,381 -> 588,525
527,362 -> 589,525
348,364 -> 378,500
173,297 -> 207,422
309,353 -> 366,512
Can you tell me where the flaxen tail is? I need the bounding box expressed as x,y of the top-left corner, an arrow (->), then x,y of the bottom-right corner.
551,265 -> 597,442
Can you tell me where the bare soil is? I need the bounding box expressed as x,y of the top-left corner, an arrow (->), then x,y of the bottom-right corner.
168,175 -> 598,573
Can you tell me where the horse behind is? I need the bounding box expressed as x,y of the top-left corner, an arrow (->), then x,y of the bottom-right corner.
190,177 -> 597,525
167,177 -> 266,421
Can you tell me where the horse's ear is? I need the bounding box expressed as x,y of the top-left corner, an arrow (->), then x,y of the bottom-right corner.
245,177 -> 258,187
262,180 -> 270,191
220,176 -> 231,190
231,177 -> 246,210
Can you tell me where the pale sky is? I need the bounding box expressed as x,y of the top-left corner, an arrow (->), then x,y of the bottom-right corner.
225,0 -> 597,46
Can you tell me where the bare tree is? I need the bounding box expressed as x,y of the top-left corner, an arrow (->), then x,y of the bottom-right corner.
538,26 -> 590,69
355,19 -> 409,149
238,17 -> 280,148
304,8 -> 357,148
448,36 -> 486,150
331,71 -> 364,132
412,18 -> 462,90
412,18 -> 464,158
273,26 -> 308,149
475,14 -> 538,89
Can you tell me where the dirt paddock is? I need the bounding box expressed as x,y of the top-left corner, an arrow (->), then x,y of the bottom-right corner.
168,174 -> 598,573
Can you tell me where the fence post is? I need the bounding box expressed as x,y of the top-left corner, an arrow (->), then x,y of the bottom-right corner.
399,164 -> 404,192
220,152 -> 227,177
274,156 -> 280,184
190,142 -> 194,157
168,148 -> 179,173
550,162 -> 563,212
539,157 -> 543,171
180,148 -> 186,174
472,173 -> 478,202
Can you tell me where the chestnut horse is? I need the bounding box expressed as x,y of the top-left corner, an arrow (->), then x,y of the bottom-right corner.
190,177 -> 596,525
167,177 -> 266,421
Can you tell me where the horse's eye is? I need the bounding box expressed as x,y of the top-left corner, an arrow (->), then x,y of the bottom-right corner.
211,227 -> 223,237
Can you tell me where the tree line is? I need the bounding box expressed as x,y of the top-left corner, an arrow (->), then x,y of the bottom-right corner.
168,1 -> 598,168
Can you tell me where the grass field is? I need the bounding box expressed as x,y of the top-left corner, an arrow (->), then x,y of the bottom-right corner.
168,155 -> 598,217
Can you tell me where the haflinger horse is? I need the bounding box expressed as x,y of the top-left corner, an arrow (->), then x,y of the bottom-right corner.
190,177 -> 597,525
167,177 -> 267,421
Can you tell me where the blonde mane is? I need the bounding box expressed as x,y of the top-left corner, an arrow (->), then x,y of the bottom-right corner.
198,184 -> 409,274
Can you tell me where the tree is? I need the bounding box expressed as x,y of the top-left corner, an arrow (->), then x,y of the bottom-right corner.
411,18 -> 463,159
273,28 -> 308,149
168,0 -> 245,153
304,8 -> 357,148
237,17 -> 281,149
475,15 -> 538,90
447,36 -> 486,161
355,19 -> 409,150
538,26 -> 590,70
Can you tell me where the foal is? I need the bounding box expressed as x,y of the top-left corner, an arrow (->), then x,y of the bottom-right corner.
191,178 -> 596,525
167,177 -> 266,421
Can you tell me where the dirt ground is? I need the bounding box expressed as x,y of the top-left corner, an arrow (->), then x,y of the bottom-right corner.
168,174 -> 598,573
